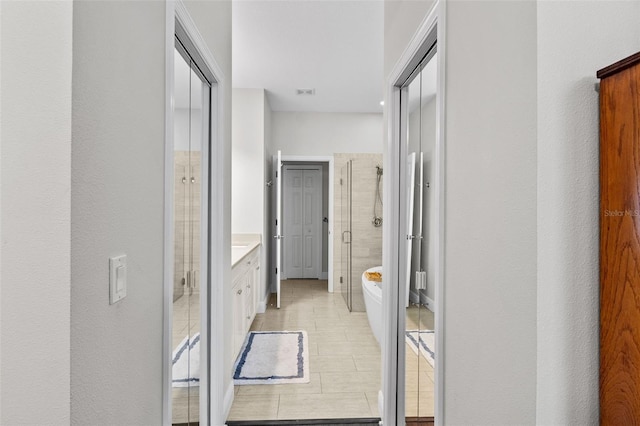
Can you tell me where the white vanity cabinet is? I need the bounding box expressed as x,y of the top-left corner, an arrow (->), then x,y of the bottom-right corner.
231,246 -> 260,361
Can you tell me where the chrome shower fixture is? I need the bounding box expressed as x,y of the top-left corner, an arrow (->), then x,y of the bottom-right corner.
373,165 -> 383,227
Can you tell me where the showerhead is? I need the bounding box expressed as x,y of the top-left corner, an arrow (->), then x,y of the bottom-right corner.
376,165 -> 383,176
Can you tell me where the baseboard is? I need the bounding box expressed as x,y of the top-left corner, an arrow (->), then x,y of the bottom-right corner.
223,381 -> 234,422
257,293 -> 269,314
409,290 -> 420,305
420,293 -> 435,312
227,419 -> 380,425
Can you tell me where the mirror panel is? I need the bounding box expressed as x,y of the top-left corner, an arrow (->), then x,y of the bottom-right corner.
404,50 -> 438,422
172,44 -> 210,425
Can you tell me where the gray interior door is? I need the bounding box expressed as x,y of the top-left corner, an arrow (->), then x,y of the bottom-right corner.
283,166 -> 322,279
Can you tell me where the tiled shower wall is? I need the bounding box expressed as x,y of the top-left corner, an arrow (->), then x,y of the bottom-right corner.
173,151 -> 201,302
333,153 -> 383,312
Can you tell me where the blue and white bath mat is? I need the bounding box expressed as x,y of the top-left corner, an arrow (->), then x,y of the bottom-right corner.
233,331 -> 310,385
172,333 -> 200,387
406,330 -> 435,367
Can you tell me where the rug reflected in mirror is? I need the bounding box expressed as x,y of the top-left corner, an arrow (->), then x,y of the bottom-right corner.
172,333 -> 200,387
233,330 -> 310,385
406,330 -> 434,367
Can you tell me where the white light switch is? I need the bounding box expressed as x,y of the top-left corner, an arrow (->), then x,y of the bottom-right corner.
109,255 -> 127,304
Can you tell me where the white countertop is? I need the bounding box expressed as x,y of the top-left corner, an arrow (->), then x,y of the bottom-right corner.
231,234 -> 261,267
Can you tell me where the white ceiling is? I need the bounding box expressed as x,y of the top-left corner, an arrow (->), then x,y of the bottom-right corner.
232,0 -> 384,113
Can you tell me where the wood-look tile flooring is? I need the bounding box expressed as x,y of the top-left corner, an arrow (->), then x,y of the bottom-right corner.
227,279 -> 435,422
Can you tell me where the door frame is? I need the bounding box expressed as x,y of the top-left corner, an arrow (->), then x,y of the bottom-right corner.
163,1 -> 227,424
383,2 -> 445,425
281,164 -> 323,280
273,155 -> 335,293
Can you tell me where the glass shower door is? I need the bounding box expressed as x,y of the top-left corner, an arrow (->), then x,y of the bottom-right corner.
340,160 -> 352,311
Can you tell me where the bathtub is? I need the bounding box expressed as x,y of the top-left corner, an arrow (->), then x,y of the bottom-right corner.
362,266 -> 383,346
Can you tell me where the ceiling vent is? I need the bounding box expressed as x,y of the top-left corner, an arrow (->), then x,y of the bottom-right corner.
296,88 -> 315,96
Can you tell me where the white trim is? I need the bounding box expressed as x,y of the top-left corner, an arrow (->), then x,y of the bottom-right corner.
162,3 -> 175,424
423,294 -> 435,313
382,73 -> 402,426
222,381 -> 235,423
175,1 -> 225,84
280,155 -> 335,293
434,4 -> 447,422
384,1 -> 445,425
282,164 -> 323,280
257,293 -> 269,314
164,1 -> 228,425
409,290 -> 435,313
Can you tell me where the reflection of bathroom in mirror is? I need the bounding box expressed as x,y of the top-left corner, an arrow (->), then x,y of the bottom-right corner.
403,50 -> 438,421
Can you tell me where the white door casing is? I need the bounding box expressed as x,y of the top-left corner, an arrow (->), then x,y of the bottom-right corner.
275,150 -> 282,308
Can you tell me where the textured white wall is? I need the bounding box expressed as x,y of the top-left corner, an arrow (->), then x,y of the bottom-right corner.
385,1 -> 538,423
536,2 -> 640,424
71,3 -> 166,423
0,2 -> 72,424
444,3 -> 538,423
232,88 -> 265,234
70,1 -> 232,424
272,112 -> 383,156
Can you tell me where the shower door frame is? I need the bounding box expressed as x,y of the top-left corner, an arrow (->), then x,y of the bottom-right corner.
163,1 -> 228,424
384,2 -> 446,425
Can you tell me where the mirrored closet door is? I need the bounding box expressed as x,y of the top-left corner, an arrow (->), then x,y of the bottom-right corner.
171,39 -> 211,425
401,47 -> 438,423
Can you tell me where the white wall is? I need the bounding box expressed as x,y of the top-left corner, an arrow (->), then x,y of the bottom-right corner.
536,2 -> 640,424
445,3 -> 538,422
272,112 -> 383,156
232,88 -> 272,308
385,1 -> 538,423
232,88 -> 266,234
70,3 -> 167,423
0,2 -> 72,424
70,2 -> 232,424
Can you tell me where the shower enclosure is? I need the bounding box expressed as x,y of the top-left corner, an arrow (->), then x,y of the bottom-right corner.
335,153 -> 383,312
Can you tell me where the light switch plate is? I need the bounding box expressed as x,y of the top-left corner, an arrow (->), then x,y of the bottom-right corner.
109,255 -> 127,304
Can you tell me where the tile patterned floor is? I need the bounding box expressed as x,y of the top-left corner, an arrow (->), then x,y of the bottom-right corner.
227,279 -> 435,422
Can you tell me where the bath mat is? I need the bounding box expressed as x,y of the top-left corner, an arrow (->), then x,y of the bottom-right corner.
172,333 -> 200,387
233,331 -> 309,385
406,330 -> 435,367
